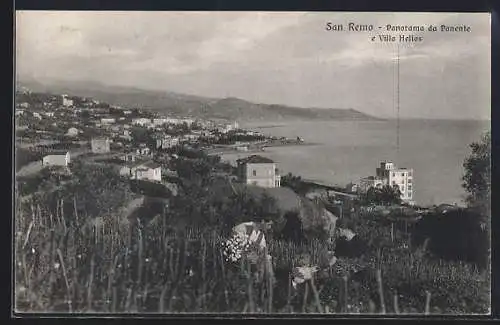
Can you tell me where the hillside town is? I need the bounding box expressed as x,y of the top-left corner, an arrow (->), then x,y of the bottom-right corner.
15,89 -> 296,183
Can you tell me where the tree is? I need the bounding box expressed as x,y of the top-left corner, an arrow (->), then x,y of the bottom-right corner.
364,185 -> 401,206
379,185 -> 402,206
281,172 -> 307,194
463,130 -> 491,219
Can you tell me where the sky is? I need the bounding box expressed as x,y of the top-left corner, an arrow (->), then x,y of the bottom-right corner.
15,11 -> 491,119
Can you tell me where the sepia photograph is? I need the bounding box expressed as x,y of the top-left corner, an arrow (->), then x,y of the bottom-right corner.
14,11 -> 491,315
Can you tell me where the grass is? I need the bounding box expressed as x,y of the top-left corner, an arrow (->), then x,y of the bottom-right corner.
14,197 -> 490,314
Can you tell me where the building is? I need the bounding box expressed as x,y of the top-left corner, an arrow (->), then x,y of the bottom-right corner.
91,137 -> 111,154
153,118 -> 168,126
42,151 -> 70,167
236,155 -> 281,188
120,152 -> 138,162
119,160 -> 162,182
156,136 -> 179,149
62,95 -> 74,107
66,127 -> 80,137
136,143 -> 151,156
132,118 -> 152,126
375,161 -> 414,202
358,176 -> 385,193
101,118 -> 116,125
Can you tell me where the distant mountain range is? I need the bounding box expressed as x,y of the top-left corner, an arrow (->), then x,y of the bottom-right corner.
17,78 -> 381,122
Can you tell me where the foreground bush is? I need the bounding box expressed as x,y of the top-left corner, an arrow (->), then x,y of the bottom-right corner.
14,201 -> 489,314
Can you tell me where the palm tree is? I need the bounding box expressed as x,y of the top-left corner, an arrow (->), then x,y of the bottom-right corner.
379,185 -> 402,206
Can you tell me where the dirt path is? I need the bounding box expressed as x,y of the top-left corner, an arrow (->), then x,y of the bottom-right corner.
16,161 -> 43,177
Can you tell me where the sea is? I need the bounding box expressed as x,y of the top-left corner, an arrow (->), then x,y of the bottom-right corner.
220,119 -> 490,207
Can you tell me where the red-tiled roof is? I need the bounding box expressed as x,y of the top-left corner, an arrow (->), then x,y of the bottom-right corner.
237,155 -> 274,164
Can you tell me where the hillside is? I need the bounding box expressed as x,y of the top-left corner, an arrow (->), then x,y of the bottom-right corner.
18,78 -> 380,122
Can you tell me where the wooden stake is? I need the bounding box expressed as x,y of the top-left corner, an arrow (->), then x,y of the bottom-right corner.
425,290 -> 431,315
376,269 -> 386,314
393,291 -> 400,314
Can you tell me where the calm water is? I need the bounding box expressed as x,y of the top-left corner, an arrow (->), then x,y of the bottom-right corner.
222,119 -> 490,207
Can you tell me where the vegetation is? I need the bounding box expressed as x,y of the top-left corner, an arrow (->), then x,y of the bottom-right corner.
462,130 -> 491,222
16,148 -> 43,170
363,185 -> 402,206
280,172 -> 309,195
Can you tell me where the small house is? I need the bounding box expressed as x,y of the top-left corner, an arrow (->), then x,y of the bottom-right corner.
120,160 -> 162,182
66,127 -> 80,137
91,137 -> 111,154
101,118 -> 116,125
42,151 -> 70,167
236,155 -> 281,188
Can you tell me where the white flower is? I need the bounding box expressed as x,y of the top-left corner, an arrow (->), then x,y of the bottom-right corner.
292,265 -> 319,288
54,262 -> 60,269
145,258 -> 151,263
31,248 -> 35,254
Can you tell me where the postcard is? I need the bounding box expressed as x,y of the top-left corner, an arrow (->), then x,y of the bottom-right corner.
14,11 -> 491,316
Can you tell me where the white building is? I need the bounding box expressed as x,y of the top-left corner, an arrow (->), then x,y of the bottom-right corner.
374,161 -> 414,202
66,127 -> 80,137
62,95 -> 74,107
91,137 -> 111,153
236,155 -> 281,188
119,161 -> 162,182
101,118 -> 116,125
156,136 -> 179,149
42,152 -> 71,167
153,118 -> 169,126
132,118 -> 152,126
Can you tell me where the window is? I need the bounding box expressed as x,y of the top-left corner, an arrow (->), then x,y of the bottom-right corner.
408,185 -> 412,191
392,181 -> 396,185
408,171 -> 412,177
402,173 -> 405,177
408,179 -> 412,184
252,170 -> 257,176
393,173 -> 396,177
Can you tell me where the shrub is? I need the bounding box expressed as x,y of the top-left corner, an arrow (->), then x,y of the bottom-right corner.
412,208 -> 489,269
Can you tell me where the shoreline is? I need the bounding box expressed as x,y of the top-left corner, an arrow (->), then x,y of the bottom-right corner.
205,140 -> 318,156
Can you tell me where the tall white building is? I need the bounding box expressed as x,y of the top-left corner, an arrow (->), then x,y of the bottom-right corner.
375,161 -> 414,202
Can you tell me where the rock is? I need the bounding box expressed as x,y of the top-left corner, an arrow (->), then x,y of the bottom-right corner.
235,185 -> 338,243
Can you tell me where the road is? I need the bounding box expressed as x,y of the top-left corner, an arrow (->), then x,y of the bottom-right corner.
16,148 -> 91,178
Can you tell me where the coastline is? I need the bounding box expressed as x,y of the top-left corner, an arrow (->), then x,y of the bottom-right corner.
205,141 -> 318,156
